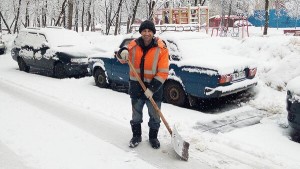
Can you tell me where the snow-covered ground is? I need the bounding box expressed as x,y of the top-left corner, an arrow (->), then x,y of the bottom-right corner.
0,27 -> 300,169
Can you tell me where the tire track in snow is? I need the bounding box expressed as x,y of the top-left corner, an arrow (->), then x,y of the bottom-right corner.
0,141 -> 31,169
0,78 -> 209,169
0,77 -> 283,169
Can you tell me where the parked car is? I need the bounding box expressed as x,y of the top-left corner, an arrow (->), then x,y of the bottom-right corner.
0,36 -> 6,55
287,76 -> 300,132
11,27 -> 104,78
88,32 -> 258,107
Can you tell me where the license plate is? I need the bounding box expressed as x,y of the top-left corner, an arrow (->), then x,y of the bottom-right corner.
232,71 -> 246,81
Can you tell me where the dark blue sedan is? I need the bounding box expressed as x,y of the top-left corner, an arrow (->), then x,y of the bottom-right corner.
88,32 -> 258,107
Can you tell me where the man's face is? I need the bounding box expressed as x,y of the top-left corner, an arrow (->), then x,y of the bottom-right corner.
141,29 -> 154,44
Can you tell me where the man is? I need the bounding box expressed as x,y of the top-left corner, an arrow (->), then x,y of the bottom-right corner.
117,20 -> 169,149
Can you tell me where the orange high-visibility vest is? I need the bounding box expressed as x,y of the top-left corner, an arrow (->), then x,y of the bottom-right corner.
127,38 -> 169,84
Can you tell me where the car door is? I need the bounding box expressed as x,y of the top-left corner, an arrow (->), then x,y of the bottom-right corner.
34,33 -> 53,70
110,39 -> 132,85
19,32 -> 37,66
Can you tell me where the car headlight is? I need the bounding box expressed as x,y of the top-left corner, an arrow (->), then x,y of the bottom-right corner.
71,58 -> 88,64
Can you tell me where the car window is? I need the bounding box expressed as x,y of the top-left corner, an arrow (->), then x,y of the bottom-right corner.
14,31 -> 27,47
166,40 -> 181,61
25,32 -> 41,48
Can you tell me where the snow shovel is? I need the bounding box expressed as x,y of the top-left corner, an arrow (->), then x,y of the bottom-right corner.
126,59 -> 190,161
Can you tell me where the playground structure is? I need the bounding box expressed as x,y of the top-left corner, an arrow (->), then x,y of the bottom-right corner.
131,5 -> 209,33
130,4 -> 250,38
210,14 -> 250,38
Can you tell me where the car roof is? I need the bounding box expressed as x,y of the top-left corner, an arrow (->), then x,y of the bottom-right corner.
20,26 -> 69,35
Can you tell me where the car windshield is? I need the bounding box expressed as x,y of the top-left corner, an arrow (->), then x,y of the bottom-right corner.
45,29 -> 91,47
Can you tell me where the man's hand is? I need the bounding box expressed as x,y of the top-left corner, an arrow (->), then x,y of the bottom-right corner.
117,47 -> 129,63
144,88 -> 153,98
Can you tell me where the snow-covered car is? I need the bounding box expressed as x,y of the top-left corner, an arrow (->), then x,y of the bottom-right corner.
88,32 -> 258,107
0,38 -> 6,55
287,76 -> 300,131
11,27 -> 104,78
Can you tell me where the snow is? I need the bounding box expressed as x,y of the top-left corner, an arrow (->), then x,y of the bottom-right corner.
1,26 -> 300,169
287,76 -> 300,96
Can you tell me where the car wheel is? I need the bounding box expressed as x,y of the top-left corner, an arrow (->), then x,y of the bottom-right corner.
54,62 -> 67,79
18,57 -> 30,72
94,68 -> 109,88
163,81 -> 186,107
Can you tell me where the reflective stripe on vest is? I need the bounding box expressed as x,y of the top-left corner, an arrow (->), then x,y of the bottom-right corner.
130,47 -> 161,83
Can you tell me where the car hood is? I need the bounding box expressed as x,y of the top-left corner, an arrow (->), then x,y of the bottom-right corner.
175,52 -> 257,75
53,45 -> 106,58
287,76 -> 300,96
172,38 -> 256,74
161,32 -> 256,74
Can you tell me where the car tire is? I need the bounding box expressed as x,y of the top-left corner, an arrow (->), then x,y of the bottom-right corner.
54,62 -> 67,79
94,68 -> 109,88
163,81 -> 186,107
18,57 -> 30,72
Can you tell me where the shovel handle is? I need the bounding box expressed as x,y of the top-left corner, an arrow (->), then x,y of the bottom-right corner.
127,60 -> 173,135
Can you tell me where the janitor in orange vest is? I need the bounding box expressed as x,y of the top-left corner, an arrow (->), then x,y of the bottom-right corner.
117,20 -> 169,149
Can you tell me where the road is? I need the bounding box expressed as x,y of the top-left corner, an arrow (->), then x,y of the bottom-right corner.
0,53 -> 289,169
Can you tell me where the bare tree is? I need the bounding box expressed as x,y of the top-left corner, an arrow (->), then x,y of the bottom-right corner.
74,0 -> 79,32
14,0 -> 22,33
285,0 -> 300,29
55,0 -> 68,26
82,0 -> 85,32
25,1 -> 30,27
194,0 -> 206,6
104,0 -> 115,35
67,0 -> 74,29
86,0 -> 92,31
263,0 -> 269,35
114,0 -> 123,35
42,0 -> 48,27
126,0 -> 140,33
148,0 -> 155,20
0,11 -> 11,34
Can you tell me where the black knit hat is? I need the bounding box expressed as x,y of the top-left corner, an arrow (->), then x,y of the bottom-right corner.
139,20 -> 156,34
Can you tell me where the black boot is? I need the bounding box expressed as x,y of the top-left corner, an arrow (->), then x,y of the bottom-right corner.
149,128 -> 160,149
129,123 -> 142,148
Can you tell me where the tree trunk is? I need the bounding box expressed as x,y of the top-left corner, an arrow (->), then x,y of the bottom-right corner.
86,0 -> 92,31
148,0 -> 155,21
195,0 -> 206,6
263,0 -> 269,35
75,0 -> 79,32
82,0 -> 85,32
105,1 -> 113,35
14,0 -> 22,34
91,1 -> 95,32
114,0 -> 123,35
226,0 -> 233,30
0,14 -> 2,33
67,0 -> 74,30
127,0 -> 140,33
55,0 -> 68,26
200,0 -> 206,6
25,1 -> 30,27
42,0 -> 48,27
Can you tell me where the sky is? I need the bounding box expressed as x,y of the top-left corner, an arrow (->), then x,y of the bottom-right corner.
0,26 -> 300,169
